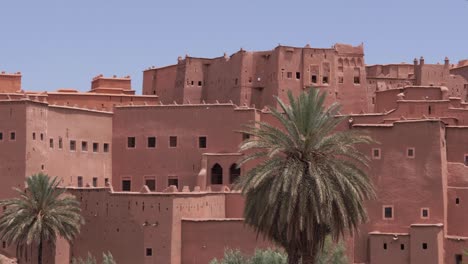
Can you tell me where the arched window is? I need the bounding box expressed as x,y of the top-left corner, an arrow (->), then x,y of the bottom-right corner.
229,164 -> 241,184
211,163 -> 223,184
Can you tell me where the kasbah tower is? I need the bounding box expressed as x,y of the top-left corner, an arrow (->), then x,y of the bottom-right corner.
1,42 -> 468,264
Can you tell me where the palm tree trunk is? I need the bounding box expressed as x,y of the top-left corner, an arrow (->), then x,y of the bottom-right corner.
287,248 -> 300,264
301,254 -> 316,264
38,239 -> 43,264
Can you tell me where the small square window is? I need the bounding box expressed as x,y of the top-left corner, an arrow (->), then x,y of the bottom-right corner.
168,177 -> 179,189
372,148 -> 381,159
146,248 -> 153,256
421,208 -> 429,218
296,72 -> 301,79
322,76 -> 329,84
199,136 -> 207,149
49,138 -> 54,148
93,143 -> 99,152
92,177 -> 98,187
122,179 -> 131,191
169,136 -> 177,148
147,137 -> 156,148
400,244 -> 405,250
10,132 -> 15,140
145,178 -> 156,191
70,140 -> 76,151
127,137 -> 136,148
103,143 -> 110,153
311,75 -> 317,84
354,76 -> 361,84
287,72 -> 292,79
383,206 -> 393,219
407,148 -> 415,158
82,141 -> 88,152
198,81 -> 202,86
77,176 -> 83,187
422,243 -> 428,250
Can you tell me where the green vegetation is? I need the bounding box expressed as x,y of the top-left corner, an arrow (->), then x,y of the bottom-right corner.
236,89 -> 375,263
0,173 -> 84,264
72,252 -> 116,264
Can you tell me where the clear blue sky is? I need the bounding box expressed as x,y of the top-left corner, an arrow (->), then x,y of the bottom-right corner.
0,0 -> 466,93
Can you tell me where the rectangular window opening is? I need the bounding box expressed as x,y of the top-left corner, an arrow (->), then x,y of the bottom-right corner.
58,138 -> 63,149
287,72 -> 292,79
168,177 -> 179,189
127,137 -> 136,148
311,75 -> 317,84
242,133 -> 250,141
77,176 -> 83,187
338,76 -> 344,84
145,179 -> 156,191
383,243 -> 387,250
32,132 -> 36,140
92,177 -> 98,187
0,132 -> 3,141
49,138 -> 54,148
82,141 -> 88,152
169,136 -> 177,148
40,133 -> 44,141
422,208 -> 429,218
296,72 -> 301,79
407,148 -> 415,158
384,206 -> 393,219
10,132 -> 15,140
122,179 -> 131,191
147,137 -> 156,148
103,143 -> 110,153
146,248 -> 153,257
70,140 -> 76,151
198,136 -> 207,148
422,243 -> 428,250
322,76 -> 329,84
93,143 -> 99,152
372,148 -> 381,159
400,244 -> 405,250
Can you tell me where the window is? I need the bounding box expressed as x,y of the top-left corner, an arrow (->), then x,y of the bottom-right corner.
230,164 -> 241,183
70,140 -> 76,151
372,97 -> 375,104
338,76 -> 344,84
383,206 -> 393,219
169,136 -> 177,148
147,137 -> 156,148
198,81 -> 202,86
146,248 -> 153,257
211,163 -> 223,184
103,143 -> 110,153
407,148 -> 415,158
311,75 -> 317,84
32,132 -> 36,140
77,176 -> 83,187
464,155 -> 468,166
82,141 -> 88,152
456,197 -> 460,204
322,76 -> 329,84
422,243 -> 428,250
296,72 -> 301,79
191,81 -> 194,86
372,148 -> 381,159
104,178 -> 109,185
92,177 -> 98,187
0,132 -> 3,141
145,178 -> 156,191
10,132 -> 15,140
242,133 -> 250,141
2,241 -> 5,248
421,208 -> 429,218
122,179 -> 131,191
93,143 -> 99,152
456,254 -> 463,264
198,136 -> 207,148
59,138 -> 63,149
287,72 -> 292,79
127,137 -> 136,148
383,243 -> 387,250
400,244 -> 405,250
168,177 -> 179,189
354,76 -> 361,84
49,138 -> 54,148
40,133 -> 44,141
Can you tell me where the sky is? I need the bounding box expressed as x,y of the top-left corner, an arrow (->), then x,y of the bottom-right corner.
0,0 -> 467,93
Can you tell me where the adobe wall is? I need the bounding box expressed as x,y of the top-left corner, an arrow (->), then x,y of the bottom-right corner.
143,65 -> 178,100
0,73 -> 21,93
352,121 -> 446,263
181,219 -> 272,264
112,104 -> 257,192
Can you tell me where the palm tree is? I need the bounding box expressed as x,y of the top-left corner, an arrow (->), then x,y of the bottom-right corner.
0,173 -> 84,264
237,89 -> 375,263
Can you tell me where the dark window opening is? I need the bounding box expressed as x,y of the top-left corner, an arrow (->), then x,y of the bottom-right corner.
372,97 -> 375,104
408,148 -> 415,158
40,133 -> 44,141
49,138 -> 54,148
456,254 -> 463,264
428,106 -> 432,115
77,176 -> 83,187
229,164 -> 241,184
384,207 -> 393,219
145,179 -> 156,191
338,76 -> 344,84
422,243 -> 428,250
400,244 -> 405,250
373,148 -> 381,159
41,164 -> 44,170
296,72 -> 301,79
287,72 -> 292,79
464,156 -> 468,166
0,132 -> 3,141
32,132 -> 36,140
198,81 -> 202,86
168,178 -> 179,189
70,140 -> 76,151
456,197 -> 460,204
10,132 -> 15,140
147,137 -> 156,148
211,163 -> 223,184
422,209 -> 429,218
104,178 -> 109,185
93,143 -> 99,152
169,136 -> 177,147
354,76 -> 361,84
92,177 -> 98,187
322,76 -> 329,84
242,133 -> 250,141
82,141 -> 88,151
191,81 -> 194,86
311,75 -> 317,84
103,143 -> 109,153
235,78 -> 238,85
146,248 -> 153,256
122,179 -> 131,191
383,243 -> 387,250
59,138 -> 63,149
127,137 -> 136,148
2,241 -> 5,248
199,136 -> 207,148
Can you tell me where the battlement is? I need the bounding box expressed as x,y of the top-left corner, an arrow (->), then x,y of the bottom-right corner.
0,71 -> 22,93
91,74 -> 133,94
